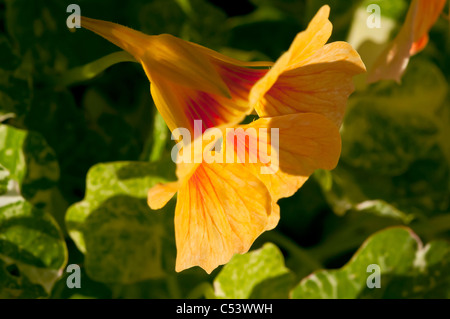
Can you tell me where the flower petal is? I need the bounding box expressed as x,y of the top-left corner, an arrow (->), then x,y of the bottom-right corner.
149,64 -> 268,134
147,182 -> 179,210
267,201 -> 281,231
80,16 -> 150,59
249,5 -> 333,109
225,113 -> 341,201
288,5 -> 333,65
411,0 -> 446,55
251,41 -> 365,127
174,162 -> 272,273
367,0 -> 446,83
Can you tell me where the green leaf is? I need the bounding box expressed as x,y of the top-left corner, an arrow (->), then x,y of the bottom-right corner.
66,160 -> 177,284
291,227 -> 450,299
209,243 -> 293,299
0,162 -> 67,299
0,123 -> 61,209
0,200 -> 67,298
0,164 -> 9,196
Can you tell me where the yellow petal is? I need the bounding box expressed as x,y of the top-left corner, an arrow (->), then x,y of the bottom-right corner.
81,16 -> 150,58
250,11 -> 365,126
225,113 -> 341,201
249,5 -> 333,109
147,182 -> 179,210
367,0 -> 446,83
267,201 -> 281,231
174,162 -> 272,273
252,42 -> 365,127
288,5 -> 333,65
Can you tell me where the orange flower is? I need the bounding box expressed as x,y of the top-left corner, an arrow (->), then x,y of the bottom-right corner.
81,17 -> 272,134
148,113 -> 341,273
148,5 -> 365,273
368,0 -> 446,83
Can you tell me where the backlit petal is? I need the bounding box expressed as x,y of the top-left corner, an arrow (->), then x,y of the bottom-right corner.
250,8 -> 365,127
249,5 -> 332,109
253,42 -> 365,127
287,5 -> 333,65
147,182 -> 179,210
225,113 -> 341,201
411,0 -> 446,55
174,162 -> 272,273
367,0 -> 446,83
267,201 -> 281,231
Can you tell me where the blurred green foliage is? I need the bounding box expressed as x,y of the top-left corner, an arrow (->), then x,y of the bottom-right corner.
0,0 -> 449,299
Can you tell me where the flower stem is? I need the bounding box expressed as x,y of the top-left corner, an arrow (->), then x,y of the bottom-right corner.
140,111 -> 170,162
149,112 -> 170,162
175,0 -> 193,17
56,51 -> 137,87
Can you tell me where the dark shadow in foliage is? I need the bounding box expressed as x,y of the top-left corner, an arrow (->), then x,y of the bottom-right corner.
357,272 -> 450,299
0,259 -> 47,299
229,21 -> 300,60
249,272 -> 296,299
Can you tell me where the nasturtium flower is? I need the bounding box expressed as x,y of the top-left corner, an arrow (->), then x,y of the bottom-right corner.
368,0 -> 446,83
81,16 -> 272,134
148,5 -> 365,273
148,112 -> 342,273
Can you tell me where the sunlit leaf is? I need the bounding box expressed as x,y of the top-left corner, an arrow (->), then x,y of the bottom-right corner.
0,164 -> 9,196
291,227 -> 450,298
0,197 -> 67,298
209,243 -> 293,299
65,160 -> 176,284
0,124 -> 63,218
